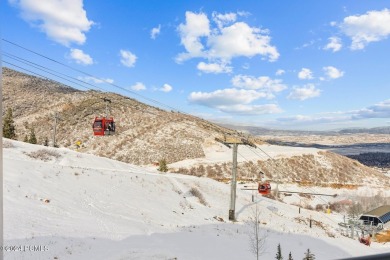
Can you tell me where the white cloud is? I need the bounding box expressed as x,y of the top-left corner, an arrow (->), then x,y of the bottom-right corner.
160,83 -> 173,92
176,11 -> 210,62
298,68 -> 314,80
188,88 -> 281,115
288,84 -> 321,101
151,24 -> 161,39
78,76 -> 114,84
197,61 -> 232,74
189,88 -> 267,107
277,114 -> 348,124
10,0 -> 93,46
231,75 -> 287,93
176,11 -> 279,64
275,69 -> 285,76
276,99 -> 390,126
340,9 -> 390,50
130,82 -> 146,91
69,48 -> 93,65
207,22 -> 279,62
323,66 -> 344,79
351,99 -> 390,119
217,104 -> 283,115
324,37 -> 342,52
120,50 -> 137,68
212,12 -> 237,29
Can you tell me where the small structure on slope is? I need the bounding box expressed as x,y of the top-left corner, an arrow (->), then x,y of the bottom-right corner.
359,205 -> 390,228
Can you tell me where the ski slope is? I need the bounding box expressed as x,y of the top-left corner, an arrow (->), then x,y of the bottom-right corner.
3,139 -> 389,259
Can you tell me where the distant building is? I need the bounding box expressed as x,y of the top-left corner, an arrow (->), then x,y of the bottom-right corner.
359,205 -> 390,227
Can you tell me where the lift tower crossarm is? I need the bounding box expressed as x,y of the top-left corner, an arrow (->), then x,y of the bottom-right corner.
215,135 -> 257,221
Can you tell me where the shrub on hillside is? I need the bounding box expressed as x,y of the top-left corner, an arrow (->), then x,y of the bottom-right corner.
158,159 -> 168,172
26,149 -> 61,161
189,187 -> 208,206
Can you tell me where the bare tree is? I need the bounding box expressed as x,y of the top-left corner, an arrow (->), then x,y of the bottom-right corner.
247,202 -> 267,260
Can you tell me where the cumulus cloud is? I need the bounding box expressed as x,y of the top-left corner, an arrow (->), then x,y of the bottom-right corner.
189,88 -> 267,107
207,22 -> 279,61
298,68 -> 314,80
324,37 -> 342,52
217,104 -> 283,115
188,71 -> 289,115
151,24 -> 161,39
176,11 -> 279,68
231,75 -> 287,93
276,99 -> 390,126
275,69 -> 285,76
120,50 -> 137,68
212,12 -> 237,29
78,76 -> 114,84
130,82 -> 146,91
10,0 -> 93,46
160,83 -> 173,92
351,99 -> 390,119
176,11 -> 210,61
197,61 -> 232,74
276,114 -> 349,126
340,9 -> 390,50
288,84 -> 321,101
323,66 -> 344,79
189,88 -> 282,115
69,48 -> 93,65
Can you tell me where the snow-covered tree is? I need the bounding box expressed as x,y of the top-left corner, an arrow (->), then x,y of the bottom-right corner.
303,249 -> 315,260
275,243 -> 283,260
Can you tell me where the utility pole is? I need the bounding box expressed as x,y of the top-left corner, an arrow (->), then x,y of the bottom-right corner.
215,135 -> 257,221
102,97 -> 111,118
53,112 -> 61,147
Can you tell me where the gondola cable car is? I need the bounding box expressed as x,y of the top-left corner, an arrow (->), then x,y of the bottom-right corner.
258,182 -> 271,195
92,98 -> 116,136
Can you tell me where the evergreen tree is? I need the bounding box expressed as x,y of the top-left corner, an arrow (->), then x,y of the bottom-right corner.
23,135 -> 28,142
44,137 -> 49,146
158,159 -> 168,172
288,252 -> 293,260
28,127 -> 37,144
302,249 -> 315,260
3,108 -> 16,139
275,243 -> 283,260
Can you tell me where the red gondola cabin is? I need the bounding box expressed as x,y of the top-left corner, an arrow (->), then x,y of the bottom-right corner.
258,182 -> 271,195
93,117 -> 115,136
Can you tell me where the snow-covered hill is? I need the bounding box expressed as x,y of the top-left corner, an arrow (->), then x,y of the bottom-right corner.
3,139 -> 390,260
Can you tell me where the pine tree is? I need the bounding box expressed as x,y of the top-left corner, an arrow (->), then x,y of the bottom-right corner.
275,243 -> 283,260
158,159 -> 168,172
288,252 -> 293,260
23,135 -> 28,142
3,108 -> 16,139
303,249 -> 315,260
44,137 -> 49,146
28,127 -> 37,144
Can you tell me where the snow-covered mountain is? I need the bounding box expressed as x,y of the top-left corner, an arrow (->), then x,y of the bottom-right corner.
4,139 -> 390,260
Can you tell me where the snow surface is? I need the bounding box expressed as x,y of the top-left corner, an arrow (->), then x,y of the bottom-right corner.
169,141 -> 321,168
3,139 -> 390,260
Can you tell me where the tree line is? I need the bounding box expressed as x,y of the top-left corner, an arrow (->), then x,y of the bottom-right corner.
347,152 -> 390,168
3,107 -> 48,145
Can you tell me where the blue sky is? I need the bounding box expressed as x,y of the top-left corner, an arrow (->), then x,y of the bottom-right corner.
2,1 -> 390,130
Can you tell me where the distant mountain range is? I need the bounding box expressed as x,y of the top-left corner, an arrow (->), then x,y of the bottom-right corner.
218,123 -> 390,136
